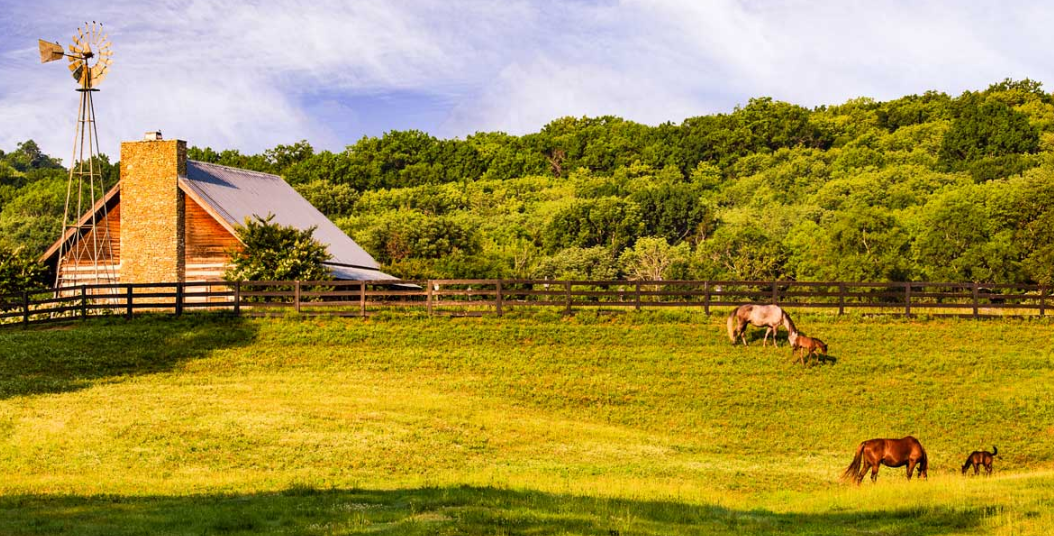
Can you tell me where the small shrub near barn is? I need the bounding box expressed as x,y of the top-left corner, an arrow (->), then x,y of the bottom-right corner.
224,214 -> 332,282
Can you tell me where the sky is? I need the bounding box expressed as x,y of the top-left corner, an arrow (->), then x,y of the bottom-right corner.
1,0 -> 1053,160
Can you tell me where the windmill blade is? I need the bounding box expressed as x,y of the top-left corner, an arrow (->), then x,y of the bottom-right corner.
38,39 -> 64,63
71,64 -> 84,83
68,60 -> 80,72
92,64 -> 108,85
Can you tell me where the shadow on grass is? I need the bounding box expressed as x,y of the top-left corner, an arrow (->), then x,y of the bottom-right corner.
0,314 -> 257,400
0,485 -> 988,536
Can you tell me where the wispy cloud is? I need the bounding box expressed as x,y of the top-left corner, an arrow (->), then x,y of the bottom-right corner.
1,0 -> 1052,160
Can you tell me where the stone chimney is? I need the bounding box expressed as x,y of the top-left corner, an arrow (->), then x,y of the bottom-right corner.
119,134 -> 186,283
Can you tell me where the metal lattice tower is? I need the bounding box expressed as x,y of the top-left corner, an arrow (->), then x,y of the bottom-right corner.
39,23 -> 116,289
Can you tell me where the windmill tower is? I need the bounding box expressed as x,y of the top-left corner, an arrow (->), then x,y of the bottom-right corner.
38,23 -> 116,289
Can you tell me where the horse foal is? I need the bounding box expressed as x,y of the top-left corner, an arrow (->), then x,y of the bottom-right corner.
788,331 -> 828,366
962,446 -> 998,476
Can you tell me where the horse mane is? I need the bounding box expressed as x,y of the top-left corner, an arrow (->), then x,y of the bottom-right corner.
781,311 -> 797,333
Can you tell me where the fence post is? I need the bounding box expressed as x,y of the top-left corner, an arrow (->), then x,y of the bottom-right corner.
175,282 -> 184,316
294,280 -> 301,314
427,281 -> 434,316
971,282 -> 979,319
233,281 -> 241,315
495,280 -> 503,317
80,286 -> 88,320
1041,285 -> 1047,317
703,281 -> 710,315
838,283 -> 846,316
22,291 -> 29,328
126,285 -> 133,320
904,283 -> 911,317
359,281 -> 367,318
565,281 -> 572,315
772,281 -> 779,305
635,281 -> 642,311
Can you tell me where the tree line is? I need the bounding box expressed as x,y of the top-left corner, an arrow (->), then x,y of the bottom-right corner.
3,79 -> 1054,288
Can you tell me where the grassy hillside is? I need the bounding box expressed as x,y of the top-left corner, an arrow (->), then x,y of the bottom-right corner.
0,312 -> 1052,534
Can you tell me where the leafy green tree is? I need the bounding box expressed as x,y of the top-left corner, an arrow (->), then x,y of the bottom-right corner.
537,246 -> 618,281
619,236 -> 690,280
694,225 -> 788,281
349,210 -> 482,265
0,244 -> 49,295
294,180 -> 358,218
543,197 -> 643,252
630,182 -> 712,244
940,93 -> 1039,180
224,214 -> 332,282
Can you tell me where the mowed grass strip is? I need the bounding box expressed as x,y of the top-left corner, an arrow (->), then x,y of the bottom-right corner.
0,312 -> 1051,534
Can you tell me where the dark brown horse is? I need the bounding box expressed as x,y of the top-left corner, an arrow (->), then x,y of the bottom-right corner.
962,446 -> 997,476
841,436 -> 928,484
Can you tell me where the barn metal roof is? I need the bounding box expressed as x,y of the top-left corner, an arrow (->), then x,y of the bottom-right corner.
181,161 -> 395,280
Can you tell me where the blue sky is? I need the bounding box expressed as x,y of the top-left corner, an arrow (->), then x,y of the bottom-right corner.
2,0 -> 1053,159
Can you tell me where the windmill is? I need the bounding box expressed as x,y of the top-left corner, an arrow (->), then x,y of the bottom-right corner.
38,22 -> 116,290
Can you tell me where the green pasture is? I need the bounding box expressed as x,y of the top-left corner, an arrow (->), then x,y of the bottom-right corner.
0,311 -> 1052,535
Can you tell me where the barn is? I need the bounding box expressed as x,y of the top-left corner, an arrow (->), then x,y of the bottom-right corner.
41,133 -> 394,287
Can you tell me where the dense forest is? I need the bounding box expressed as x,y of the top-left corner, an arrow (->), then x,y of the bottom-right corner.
3,79 -> 1054,285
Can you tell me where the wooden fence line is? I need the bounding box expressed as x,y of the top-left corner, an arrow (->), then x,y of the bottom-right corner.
1,279 -> 1051,328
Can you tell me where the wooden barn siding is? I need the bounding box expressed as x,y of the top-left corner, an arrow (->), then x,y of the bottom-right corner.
57,203 -> 122,285
184,196 -> 241,281
62,203 -> 121,264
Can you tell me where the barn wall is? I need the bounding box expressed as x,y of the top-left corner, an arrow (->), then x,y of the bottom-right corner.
57,203 -> 122,285
185,196 -> 242,281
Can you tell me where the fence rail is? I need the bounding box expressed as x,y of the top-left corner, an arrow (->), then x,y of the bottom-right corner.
0,279 -> 1050,328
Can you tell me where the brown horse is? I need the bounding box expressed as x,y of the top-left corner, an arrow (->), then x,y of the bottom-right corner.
788,331 -> 828,366
841,436 -> 928,484
726,305 -> 796,347
962,446 -> 997,476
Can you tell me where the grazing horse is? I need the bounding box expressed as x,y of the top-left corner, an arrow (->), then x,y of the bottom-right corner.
962,446 -> 997,476
841,436 -> 928,484
788,331 -> 828,366
726,305 -> 795,347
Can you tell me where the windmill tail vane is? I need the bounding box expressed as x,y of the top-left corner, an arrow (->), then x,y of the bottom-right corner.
38,22 -> 118,292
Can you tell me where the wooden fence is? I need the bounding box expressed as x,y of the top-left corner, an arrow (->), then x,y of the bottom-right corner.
0,279 -> 1050,328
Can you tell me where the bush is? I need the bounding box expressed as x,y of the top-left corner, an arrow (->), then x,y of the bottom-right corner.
0,244 -> 48,295
224,214 -> 332,282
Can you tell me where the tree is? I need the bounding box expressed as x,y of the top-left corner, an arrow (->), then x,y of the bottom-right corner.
940,93 -> 1039,180
349,210 -> 482,265
224,214 -> 332,282
0,245 -> 48,295
694,225 -> 788,281
537,246 -> 618,281
619,237 -> 690,281
543,197 -> 643,253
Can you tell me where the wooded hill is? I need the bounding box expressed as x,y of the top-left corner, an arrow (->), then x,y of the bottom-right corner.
3,79 -> 1054,284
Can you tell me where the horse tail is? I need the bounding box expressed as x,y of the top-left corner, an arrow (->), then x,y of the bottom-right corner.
841,442 -> 865,483
992,446 -> 998,457
726,310 -> 738,344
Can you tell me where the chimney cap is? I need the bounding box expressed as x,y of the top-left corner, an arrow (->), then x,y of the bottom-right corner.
144,130 -> 163,141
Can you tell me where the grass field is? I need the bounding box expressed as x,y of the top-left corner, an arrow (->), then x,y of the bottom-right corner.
0,310 -> 1052,535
